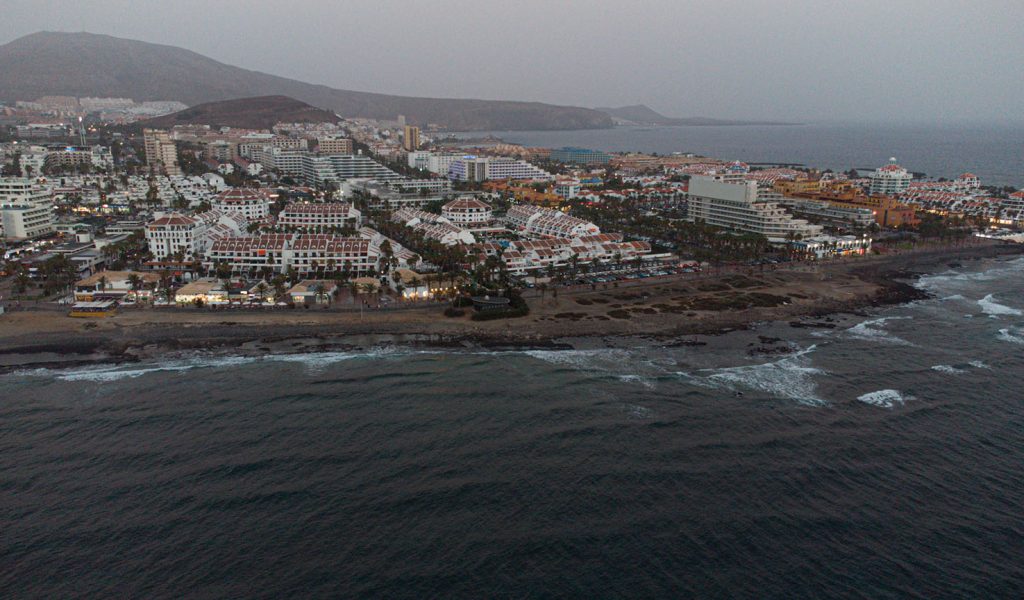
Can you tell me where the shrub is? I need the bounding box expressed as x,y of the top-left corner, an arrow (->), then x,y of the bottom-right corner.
444,307 -> 466,318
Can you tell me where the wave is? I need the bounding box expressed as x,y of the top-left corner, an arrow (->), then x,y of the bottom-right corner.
857,389 -> 912,408
845,316 -> 914,346
915,257 -> 1024,291
931,365 -> 966,375
968,360 -> 991,369
690,345 -> 827,406
978,294 -> 1022,317
997,327 -> 1024,345
52,355 -> 260,382
524,348 -> 664,385
16,347 -> 417,382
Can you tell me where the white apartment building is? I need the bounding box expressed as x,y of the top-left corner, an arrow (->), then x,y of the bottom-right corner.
448,156 -> 553,182
278,202 -> 362,231
554,178 -> 582,200
0,178 -> 55,240
207,234 -> 386,276
389,208 -> 475,246
301,154 -> 401,186
506,204 -> 600,239
212,189 -> 272,220
869,158 -> 913,196
472,234 -> 650,274
407,151 -> 431,170
145,210 -> 247,258
686,175 -> 822,241
442,198 -> 493,226
143,129 -> 181,176
387,179 -> 452,195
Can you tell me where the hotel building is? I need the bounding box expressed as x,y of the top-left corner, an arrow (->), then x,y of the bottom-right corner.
0,178 -> 55,240
143,129 -> 181,176
686,174 -> 822,240
549,147 -> 611,165
277,202 -> 362,231
448,156 -> 553,182
211,189 -> 273,220
869,158 -> 913,196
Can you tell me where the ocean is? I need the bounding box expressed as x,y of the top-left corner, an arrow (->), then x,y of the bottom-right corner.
3,256 -> 1024,598
454,122 -> 1024,188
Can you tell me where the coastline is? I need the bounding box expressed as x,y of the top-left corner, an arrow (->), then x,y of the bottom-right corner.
2,243 -> 1020,373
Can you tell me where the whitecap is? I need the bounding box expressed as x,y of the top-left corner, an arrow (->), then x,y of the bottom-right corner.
693,345 -> 827,405
616,374 -> 656,389
52,355 -> 259,382
931,364 -> 965,375
857,389 -> 912,408
997,327 -> 1024,345
845,316 -> 914,346
977,294 -> 1022,317
968,360 -> 991,369
524,348 -> 634,371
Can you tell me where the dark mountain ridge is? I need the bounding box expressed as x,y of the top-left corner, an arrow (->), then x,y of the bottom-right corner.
140,95 -> 337,130
0,31 -> 613,131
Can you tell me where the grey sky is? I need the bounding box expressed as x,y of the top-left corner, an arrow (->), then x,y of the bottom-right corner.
2,0 -> 1021,123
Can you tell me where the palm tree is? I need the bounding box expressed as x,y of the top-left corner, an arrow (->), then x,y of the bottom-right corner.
97,275 -> 109,293
127,273 -> 143,291
14,270 -> 31,294
312,282 -> 327,305
254,282 -> 269,304
271,276 -> 287,303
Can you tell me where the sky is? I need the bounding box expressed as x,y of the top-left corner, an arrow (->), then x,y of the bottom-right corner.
1,0 -> 1022,123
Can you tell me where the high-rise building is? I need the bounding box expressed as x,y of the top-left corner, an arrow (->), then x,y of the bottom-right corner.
0,178 -> 55,240
869,158 -> 912,196
143,129 -> 181,176
318,137 -> 354,155
448,156 -> 553,182
686,174 -> 822,241
402,126 -> 421,152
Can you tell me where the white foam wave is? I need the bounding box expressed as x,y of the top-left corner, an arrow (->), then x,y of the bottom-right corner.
931,364 -> 965,375
857,389 -> 912,408
523,348 -> 629,368
695,345 -> 827,405
997,327 -> 1024,345
845,317 -> 914,346
27,348 -> 411,382
915,257 -> 1024,291
968,360 -> 991,369
53,355 -> 259,382
978,294 -> 1022,317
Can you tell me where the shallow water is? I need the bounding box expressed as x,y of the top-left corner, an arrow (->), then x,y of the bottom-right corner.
3,256 -> 1024,598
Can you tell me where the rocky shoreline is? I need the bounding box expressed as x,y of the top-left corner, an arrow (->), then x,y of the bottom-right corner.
0,243 -> 1019,374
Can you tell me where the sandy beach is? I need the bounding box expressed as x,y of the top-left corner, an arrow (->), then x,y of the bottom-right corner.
1,242 -> 1020,371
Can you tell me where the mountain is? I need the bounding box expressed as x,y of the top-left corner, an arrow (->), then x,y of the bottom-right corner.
0,31 -> 613,131
596,104 -> 799,126
140,95 -> 337,129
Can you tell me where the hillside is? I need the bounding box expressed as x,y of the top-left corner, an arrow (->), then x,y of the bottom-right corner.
140,95 -> 337,129
0,31 -> 613,131
596,104 -> 799,126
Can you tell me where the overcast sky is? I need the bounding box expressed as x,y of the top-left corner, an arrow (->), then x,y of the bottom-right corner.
2,0 -> 1021,123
